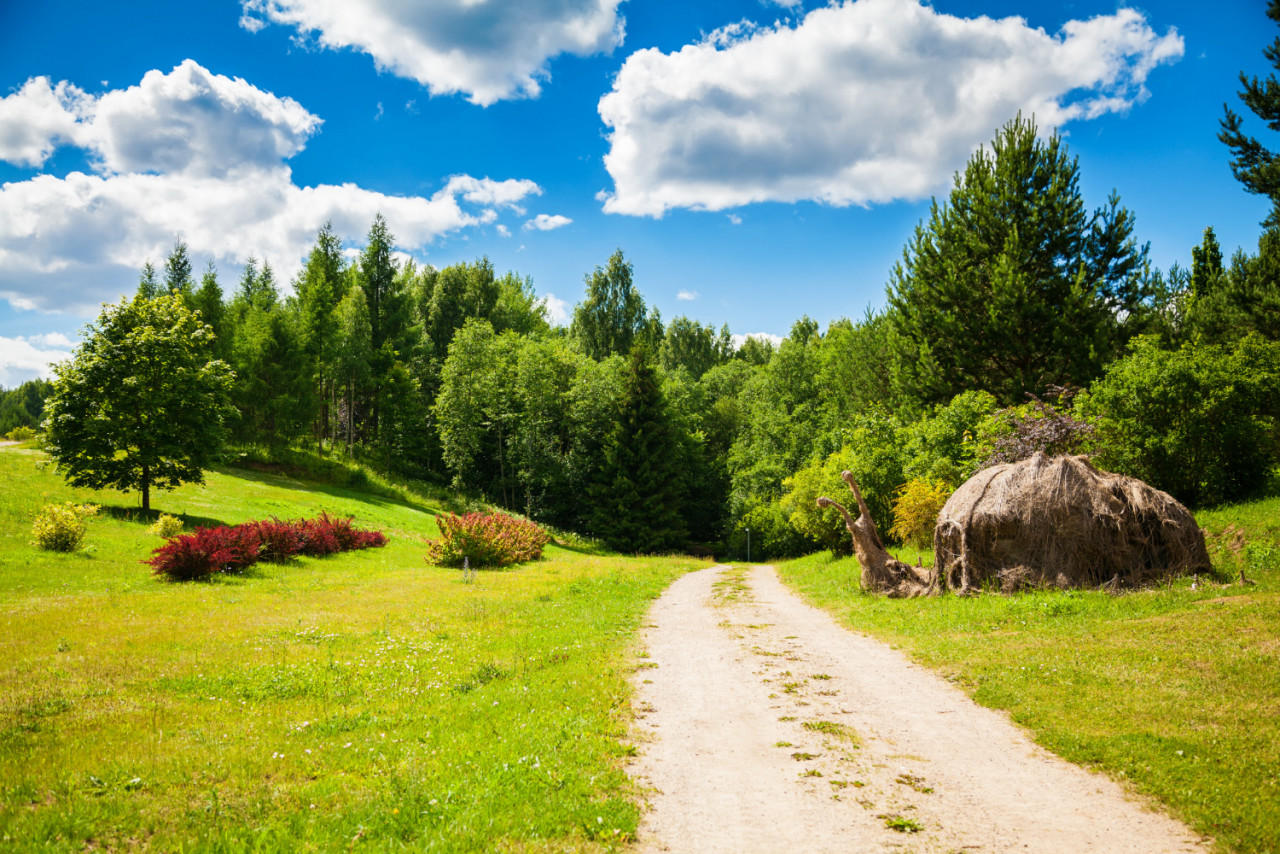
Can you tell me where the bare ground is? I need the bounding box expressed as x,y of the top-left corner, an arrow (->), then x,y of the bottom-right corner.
626,564 -> 1210,853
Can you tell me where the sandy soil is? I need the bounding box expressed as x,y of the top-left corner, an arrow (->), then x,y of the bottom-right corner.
626,564 -> 1210,853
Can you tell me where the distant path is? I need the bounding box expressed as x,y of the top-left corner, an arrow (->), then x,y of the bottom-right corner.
626,564 -> 1208,853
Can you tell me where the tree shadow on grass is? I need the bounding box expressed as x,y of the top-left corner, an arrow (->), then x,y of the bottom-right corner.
214,464 -> 441,517
98,505 -> 229,530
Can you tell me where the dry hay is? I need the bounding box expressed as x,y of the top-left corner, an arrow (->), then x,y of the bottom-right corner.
934,453 -> 1211,594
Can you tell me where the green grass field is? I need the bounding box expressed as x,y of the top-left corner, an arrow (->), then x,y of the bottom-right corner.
778,497 -> 1280,854
0,447 -> 699,852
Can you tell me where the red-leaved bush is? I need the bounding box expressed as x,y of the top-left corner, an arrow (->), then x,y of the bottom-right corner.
147,514 -> 387,581
424,512 -> 549,568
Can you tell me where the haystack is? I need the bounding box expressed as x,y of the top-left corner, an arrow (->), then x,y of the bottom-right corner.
934,453 -> 1210,594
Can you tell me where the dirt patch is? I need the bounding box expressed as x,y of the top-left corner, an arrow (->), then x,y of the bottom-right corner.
627,564 -> 1208,853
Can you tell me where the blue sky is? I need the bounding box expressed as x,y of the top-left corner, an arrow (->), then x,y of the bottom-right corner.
0,0 -> 1271,385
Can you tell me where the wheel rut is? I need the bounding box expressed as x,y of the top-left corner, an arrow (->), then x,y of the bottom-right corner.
626,564 -> 1208,853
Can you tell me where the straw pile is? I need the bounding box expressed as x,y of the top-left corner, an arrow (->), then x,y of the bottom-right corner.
934,453 -> 1211,594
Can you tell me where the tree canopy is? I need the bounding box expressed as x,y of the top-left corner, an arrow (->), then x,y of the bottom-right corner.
1220,0 -> 1280,226
887,114 -> 1150,408
43,293 -> 234,512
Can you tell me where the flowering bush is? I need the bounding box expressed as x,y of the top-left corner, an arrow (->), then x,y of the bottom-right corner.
148,513 -> 185,538
424,513 -> 549,568
147,514 -> 387,581
32,502 -> 99,552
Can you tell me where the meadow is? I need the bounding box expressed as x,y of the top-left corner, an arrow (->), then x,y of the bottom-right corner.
0,446 -> 699,852
779,500 -> 1280,854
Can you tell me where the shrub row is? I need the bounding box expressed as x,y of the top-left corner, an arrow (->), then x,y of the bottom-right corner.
424,512 -> 549,568
147,513 -> 387,581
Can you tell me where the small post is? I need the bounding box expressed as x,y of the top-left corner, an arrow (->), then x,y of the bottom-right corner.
746,528 -> 751,563
463,556 -> 472,584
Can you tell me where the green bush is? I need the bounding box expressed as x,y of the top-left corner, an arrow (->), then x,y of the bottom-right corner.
4,425 -> 36,442
890,479 -> 953,548
148,513 -> 184,538
897,390 -> 996,485
1080,334 -> 1280,507
31,502 -> 98,552
782,415 -> 905,554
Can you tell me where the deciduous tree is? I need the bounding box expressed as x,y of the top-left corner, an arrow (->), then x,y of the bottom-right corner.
43,294 -> 234,512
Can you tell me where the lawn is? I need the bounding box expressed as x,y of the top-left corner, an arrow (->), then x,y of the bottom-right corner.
0,447 -> 699,852
778,496 -> 1280,854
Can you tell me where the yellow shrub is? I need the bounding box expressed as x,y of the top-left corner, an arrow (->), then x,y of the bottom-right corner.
32,502 -> 99,552
149,513 -> 184,538
889,479 -> 952,548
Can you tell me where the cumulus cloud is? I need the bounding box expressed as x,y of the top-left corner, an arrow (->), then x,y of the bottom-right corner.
0,334 -> 74,387
732,331 -> 784,350
241,0 -> 626,106
524,213 -> 572,231
676,289 -> 698,301
539,293 -> 571,326
0,62 -> 542,315
0,77 -> 91,167
598,0 -> 1183,216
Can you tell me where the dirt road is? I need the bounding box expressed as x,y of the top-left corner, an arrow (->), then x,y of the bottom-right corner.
626,564 -> 1209,853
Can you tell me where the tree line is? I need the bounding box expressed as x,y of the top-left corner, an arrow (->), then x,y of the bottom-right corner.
27,6 -> 1280,554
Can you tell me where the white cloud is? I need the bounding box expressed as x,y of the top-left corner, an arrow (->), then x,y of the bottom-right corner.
676,289 -> 698,301
732,331 -> 784,350
0,62 -> 543,315
598,0 -> 1183,216
539,292 -> 571,326
0,334 -> 73,387
0,77 -> 91,167
524,213 -> 572,232
727,213 -> 742,225
496,224 -> 511,238
241,0 -> 626,106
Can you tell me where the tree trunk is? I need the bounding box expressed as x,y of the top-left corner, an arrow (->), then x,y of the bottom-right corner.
142,464 -> 151,513
818,470 -> 936,598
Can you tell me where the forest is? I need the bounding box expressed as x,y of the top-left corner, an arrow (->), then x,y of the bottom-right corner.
8,100 -> 1280,558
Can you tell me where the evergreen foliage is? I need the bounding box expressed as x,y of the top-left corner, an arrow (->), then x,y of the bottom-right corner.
1220,0 -> 1280,226
887,114 -> 1150,407
590,347 -> 687,553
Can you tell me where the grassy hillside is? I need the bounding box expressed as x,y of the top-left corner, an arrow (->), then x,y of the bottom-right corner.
0,447 -> 700,852
779,497 -> 1280,854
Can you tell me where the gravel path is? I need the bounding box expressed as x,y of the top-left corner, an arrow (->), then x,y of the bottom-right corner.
626,564 -> 1209,853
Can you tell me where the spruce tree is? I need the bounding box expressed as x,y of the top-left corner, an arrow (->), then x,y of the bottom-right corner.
164,240 -> 195,300
193,261 -> 228,361
590,347 -> 687,553
136,262 -> 160,300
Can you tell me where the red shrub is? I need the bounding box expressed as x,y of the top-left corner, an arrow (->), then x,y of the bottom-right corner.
147,524 -> 260,580
295,517 -> 341,556
424,513 -> 549,568
147,513 -> 387,581
248,518 -> 302,563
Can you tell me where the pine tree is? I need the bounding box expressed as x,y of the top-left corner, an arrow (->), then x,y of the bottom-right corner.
1220,0 -> 1280,226
296,222 -> 346,449
887,114 -> 1150,407
590,346 -> 687,553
